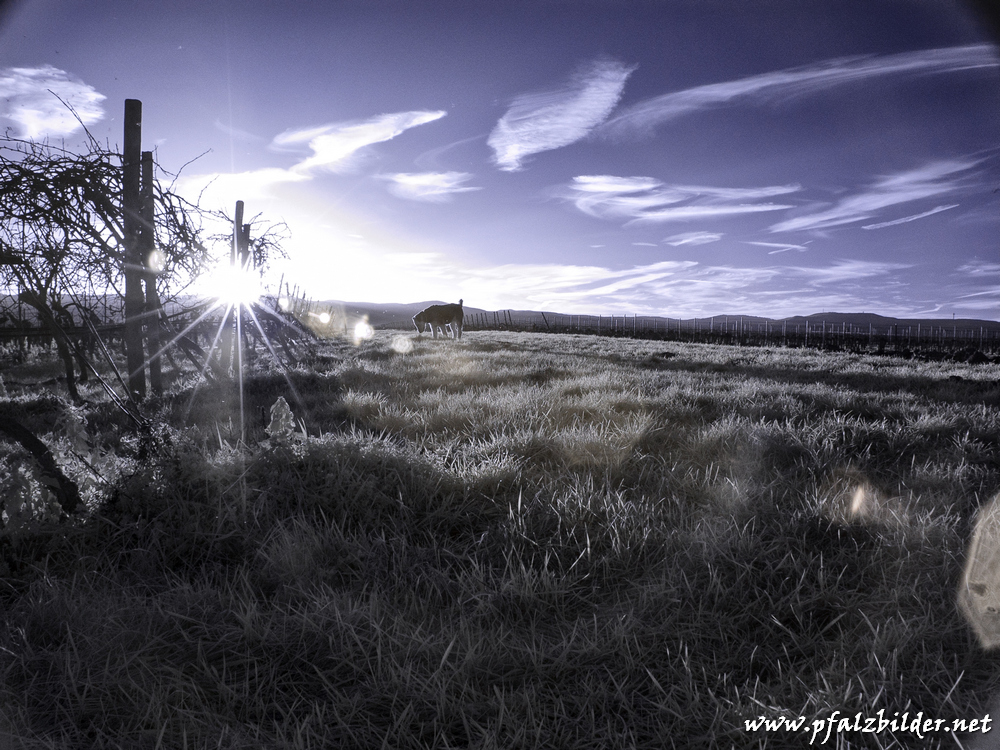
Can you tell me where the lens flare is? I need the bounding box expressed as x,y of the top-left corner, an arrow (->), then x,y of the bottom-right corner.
147,250 -> 166,273
391,335 -> 413,354
319,312 -> 331,325
353,318 -> 374,344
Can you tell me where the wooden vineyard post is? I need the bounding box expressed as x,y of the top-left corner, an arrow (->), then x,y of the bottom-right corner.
234,201 -> 250,442
238,208 -> 252,359
219,200 -> 244,373
122,99 -> 146,400
140,150 -> 163,397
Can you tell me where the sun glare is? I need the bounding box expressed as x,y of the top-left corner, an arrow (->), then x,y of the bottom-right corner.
208,263 -> 263,307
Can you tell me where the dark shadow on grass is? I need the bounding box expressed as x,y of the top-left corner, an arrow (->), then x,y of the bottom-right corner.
164,370 -> 347,442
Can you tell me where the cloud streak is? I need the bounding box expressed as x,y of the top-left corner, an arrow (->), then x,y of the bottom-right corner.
958,261 -> 1000,276
441,256 -> 913,317
488,58 -> 636,171
178,110 -> 448,209
861,203 -> 958,229
457,259 -> 697,308
598,44 -> 999,139
381,171 -> 481,202
664,232 -> 723,246
561,175 -> 798,224
769,160 -> 974,233
745,240 -> 810,254
0,65 -> 105,138
273,110 -> 447,173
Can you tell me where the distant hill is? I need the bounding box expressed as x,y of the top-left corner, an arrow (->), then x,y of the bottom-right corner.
5,292 -> 998,333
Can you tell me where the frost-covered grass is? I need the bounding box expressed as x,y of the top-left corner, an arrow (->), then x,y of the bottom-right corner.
1,330 -> 1000,748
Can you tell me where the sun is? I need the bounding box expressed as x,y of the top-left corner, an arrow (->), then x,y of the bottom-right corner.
205,263 -> 263,308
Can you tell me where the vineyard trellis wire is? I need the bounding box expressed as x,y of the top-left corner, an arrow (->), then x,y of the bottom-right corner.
457,310 -> 1000,356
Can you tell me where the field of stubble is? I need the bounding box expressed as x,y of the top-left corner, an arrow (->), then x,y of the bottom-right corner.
1,330 -> 1000,748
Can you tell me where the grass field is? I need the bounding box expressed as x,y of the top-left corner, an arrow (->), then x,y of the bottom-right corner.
1,330 -> 1000,748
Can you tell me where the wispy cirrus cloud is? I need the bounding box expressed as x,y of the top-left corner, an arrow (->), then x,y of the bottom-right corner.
458,259 -> 696,308
459,258 -> 910,316
637,260 -> 911,315
789,259 -> 910,284
177,110 -> 447,209
380,171 -> 481,202
861,203 -> 958,229
488,58 -> 636,171
598,44 -> 999,139
664,231 -> 723,246
635,203 -> 794,224
957,261 -> 1000,276
745,240 -> 810,254
272,110 -> 447,173
561,175 -> 798,224
0,65 -> 105,138
769,160 -> 975,233
305,241 -> 923,317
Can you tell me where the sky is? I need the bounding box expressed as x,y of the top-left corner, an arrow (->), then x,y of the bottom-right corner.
0,0 -> 998,319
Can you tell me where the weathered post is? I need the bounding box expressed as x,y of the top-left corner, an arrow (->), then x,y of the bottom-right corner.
233,200 -> 244,266
122,99 -> 146,400
219,200 -> 244,373
238,215 -> 253,357
140,150 -> 163,397
240,224 -> 251,268
233,201 -> 249,441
